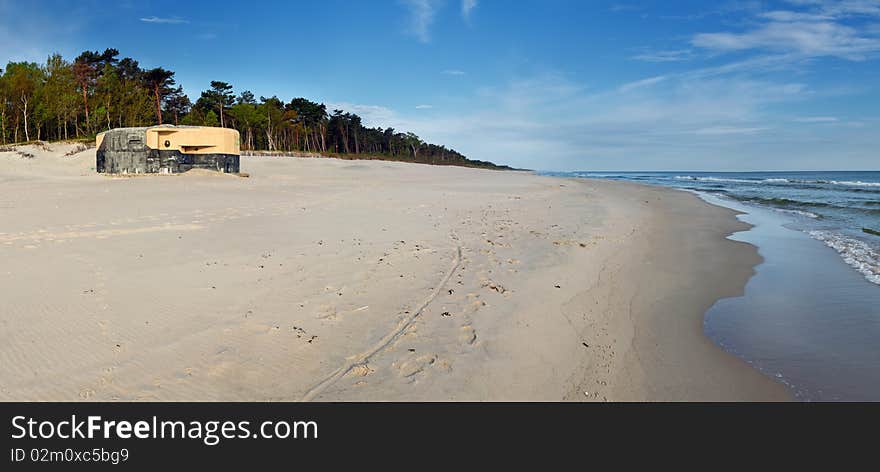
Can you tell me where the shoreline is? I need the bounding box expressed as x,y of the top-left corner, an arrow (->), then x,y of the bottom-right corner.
696,191 -> 880,400
577,180 -> 790,400
0,144 -> 788,401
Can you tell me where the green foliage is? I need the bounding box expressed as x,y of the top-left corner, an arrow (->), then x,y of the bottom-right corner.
143,67 -> 176,124
203,110 -> 220,127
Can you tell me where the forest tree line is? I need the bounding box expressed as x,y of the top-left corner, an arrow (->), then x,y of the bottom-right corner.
0,49 -> 510,169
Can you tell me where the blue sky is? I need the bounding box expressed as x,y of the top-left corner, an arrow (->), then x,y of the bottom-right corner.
2,0 -> 880,170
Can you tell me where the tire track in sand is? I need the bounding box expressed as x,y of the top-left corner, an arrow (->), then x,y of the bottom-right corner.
300,234 -> 462,401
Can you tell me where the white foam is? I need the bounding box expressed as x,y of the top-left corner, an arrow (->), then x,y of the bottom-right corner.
674,175 -> 880,188
826,180 -> 880,188
674,175 -> 756,184
774,208 -> 820,219
808,231 -> 880,285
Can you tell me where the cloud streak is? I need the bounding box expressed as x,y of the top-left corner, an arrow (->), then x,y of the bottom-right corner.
462,0 -> 478,20
794,116 -> 840,122
693,20 -> 880,60
618,75 -> 667,92
400,0 -> 438,43
140,16 -> 189,24
692,1 -> 880,60
632,49 -> 694,62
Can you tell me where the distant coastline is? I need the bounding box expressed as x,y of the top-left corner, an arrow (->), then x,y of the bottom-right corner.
240,149 -> 519,170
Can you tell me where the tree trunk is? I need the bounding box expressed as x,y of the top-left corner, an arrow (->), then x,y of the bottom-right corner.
154,84 -> 163,124
266,128 -> 275,151
81,86 -> 89,125
22,96 -> 29,142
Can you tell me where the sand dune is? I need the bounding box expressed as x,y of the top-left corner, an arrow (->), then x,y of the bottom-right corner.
0,144 -> 788,401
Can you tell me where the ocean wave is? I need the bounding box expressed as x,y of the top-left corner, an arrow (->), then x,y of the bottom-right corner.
725,195 -> 880,216
570,173 -> 626,179
674,175 -> 756,184
674,175 -> 880,188
808,231 -> 880,285
736,196 -> 831,208
826,180 -> 880,188
773,208 -> 820,219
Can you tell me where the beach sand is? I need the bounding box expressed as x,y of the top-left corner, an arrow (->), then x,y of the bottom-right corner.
0,143 -> 789,401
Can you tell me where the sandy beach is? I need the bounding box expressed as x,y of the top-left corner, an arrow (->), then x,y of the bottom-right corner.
0,143 -> 789,401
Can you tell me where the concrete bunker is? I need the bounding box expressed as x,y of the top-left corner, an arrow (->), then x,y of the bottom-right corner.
96,125 -> 240,174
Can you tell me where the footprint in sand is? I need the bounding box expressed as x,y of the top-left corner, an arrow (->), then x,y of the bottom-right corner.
459,325 -> 478,345
468,297 -> 487,313
346,363 -> 375,378
395,354 -> 436,378
315,304 -> 337,320
480,278 -> 508,294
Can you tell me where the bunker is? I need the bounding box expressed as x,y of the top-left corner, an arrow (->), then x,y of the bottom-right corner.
96,125 -> 240,174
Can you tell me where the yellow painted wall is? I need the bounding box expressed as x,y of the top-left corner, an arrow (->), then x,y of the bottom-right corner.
146,127 -> 240,155
96,126 -> 240,155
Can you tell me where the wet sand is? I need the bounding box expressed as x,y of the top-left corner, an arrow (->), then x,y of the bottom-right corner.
0,143 -> 789,401
702,194 -> 880,401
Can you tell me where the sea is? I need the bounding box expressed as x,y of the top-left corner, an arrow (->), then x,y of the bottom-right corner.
542,170 -> 880,400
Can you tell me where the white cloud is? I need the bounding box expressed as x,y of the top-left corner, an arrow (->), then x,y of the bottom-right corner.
610,4 -> 642,13
788,0 -> 880,17
415,104 -> 434,109
400,0 -> 438,43
462,0 -> 478,20
693,20 -> 880,59
693,126 -> 769,135
693,1 -> 880,60
618,75 -> 667,92
325,102 -> 397,128
140,16 -> 189,24
794,116 -> 840,122
759,10 -> 833,22
442,69 -> 466,75
632,49 -> 694,62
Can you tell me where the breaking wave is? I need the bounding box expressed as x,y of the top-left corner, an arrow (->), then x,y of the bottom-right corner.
774,208 -> 820,219
674,175 -> 880,188
809,231 -> 880,285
